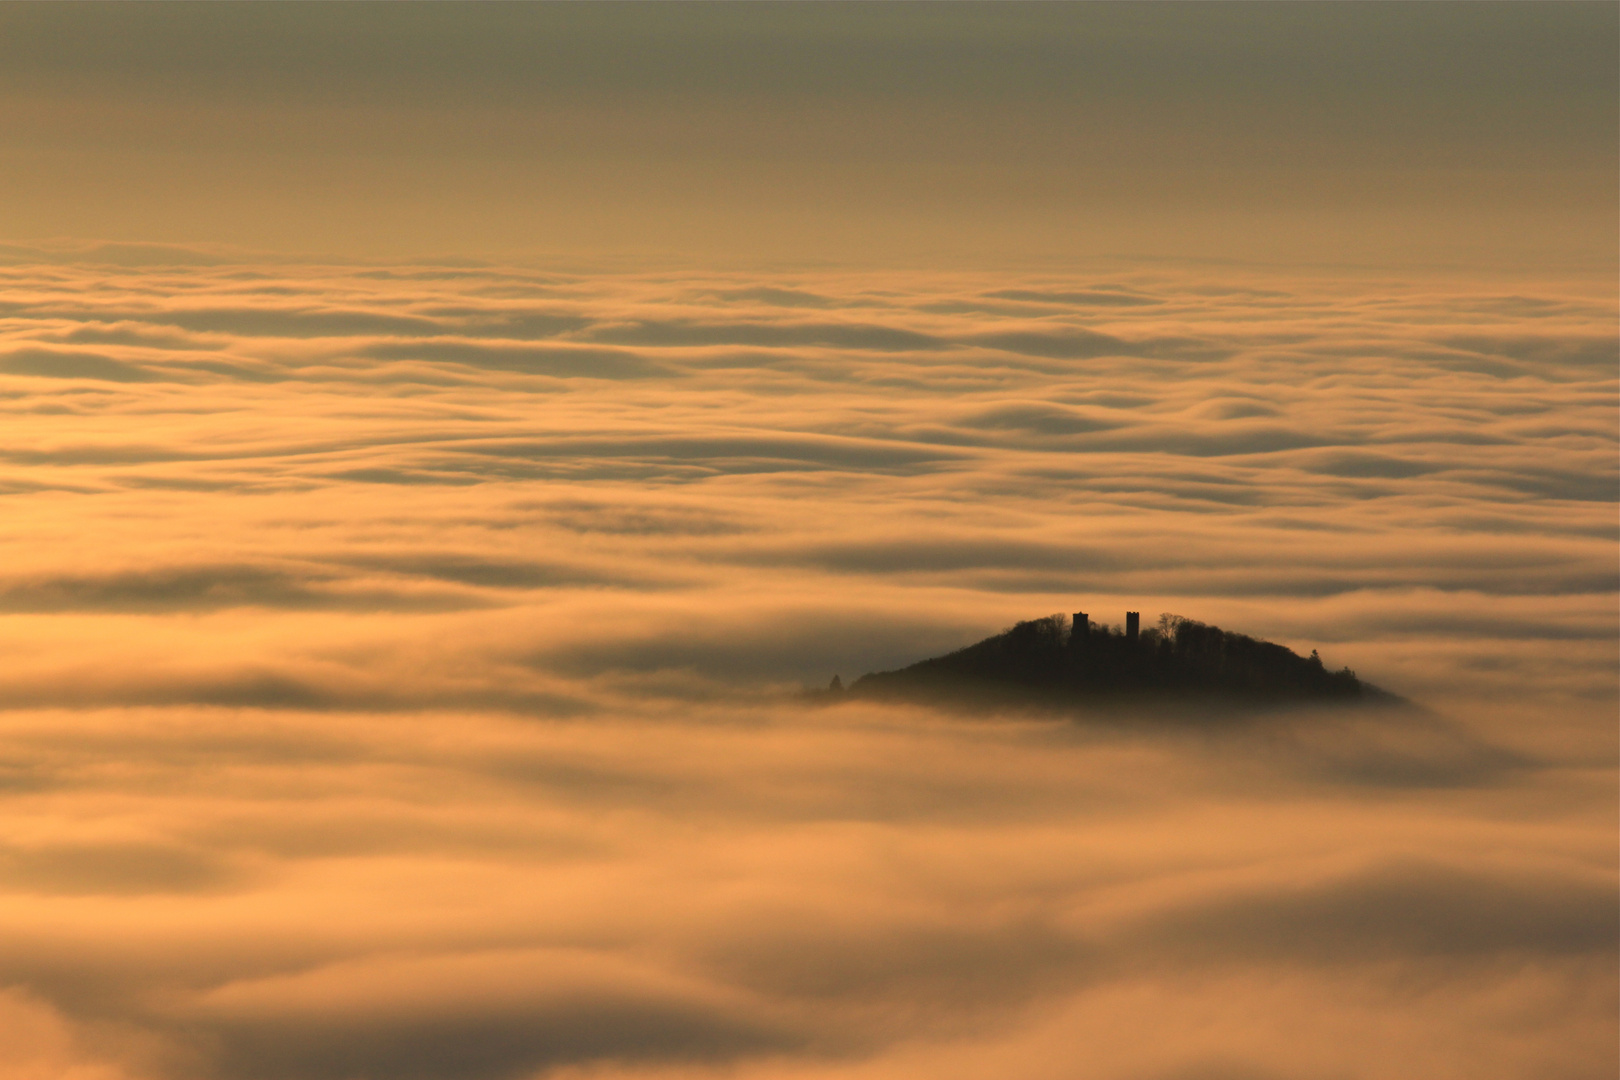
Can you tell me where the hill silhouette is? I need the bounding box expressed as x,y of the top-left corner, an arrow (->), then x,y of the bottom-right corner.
827,612 -> 1398,712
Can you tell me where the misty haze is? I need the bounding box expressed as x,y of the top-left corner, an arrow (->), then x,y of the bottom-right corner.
0,5 -> 1613,1080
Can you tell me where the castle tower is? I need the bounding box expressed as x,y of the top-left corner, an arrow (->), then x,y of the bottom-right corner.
1126,611 -> 1140,642
1072,612 -> 1089,645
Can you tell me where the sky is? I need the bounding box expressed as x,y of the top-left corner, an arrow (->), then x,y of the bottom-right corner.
1,3 -> 1614,265
0,5 -> 1614,1080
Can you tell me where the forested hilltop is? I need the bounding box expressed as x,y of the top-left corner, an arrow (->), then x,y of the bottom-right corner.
834,613 -> 1390,710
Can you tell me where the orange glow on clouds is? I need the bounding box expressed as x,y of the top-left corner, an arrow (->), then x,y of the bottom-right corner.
0,255 -> 1610,1079
0,4 -> 1614,1077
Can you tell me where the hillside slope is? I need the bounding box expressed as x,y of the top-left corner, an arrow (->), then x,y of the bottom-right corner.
842,613 -> 1391,710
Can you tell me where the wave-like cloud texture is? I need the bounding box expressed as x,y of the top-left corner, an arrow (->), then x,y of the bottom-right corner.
0,254 -> 1611,1079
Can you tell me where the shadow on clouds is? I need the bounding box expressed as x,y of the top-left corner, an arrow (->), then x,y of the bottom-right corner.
0,347 -> 157,382
361,341 -> 668,379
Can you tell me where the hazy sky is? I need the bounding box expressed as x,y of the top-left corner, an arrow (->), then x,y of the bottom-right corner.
1,2 -> 1614,264
0,6 -> 1614,1080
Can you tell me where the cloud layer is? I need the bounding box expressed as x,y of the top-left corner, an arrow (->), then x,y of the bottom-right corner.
0,255 -> 1611,1079
0,257 -> 1611,704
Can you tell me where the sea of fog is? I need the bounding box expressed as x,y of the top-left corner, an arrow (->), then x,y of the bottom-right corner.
0,252 -> 1612,1080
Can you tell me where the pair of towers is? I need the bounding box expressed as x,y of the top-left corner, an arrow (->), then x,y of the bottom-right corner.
1071,611 -> 1140,643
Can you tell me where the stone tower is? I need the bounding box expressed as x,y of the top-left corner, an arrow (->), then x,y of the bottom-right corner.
1126,611 -> 1140,642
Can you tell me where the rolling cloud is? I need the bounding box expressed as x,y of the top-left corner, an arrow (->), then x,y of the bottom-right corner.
0,254 -> 1609,1080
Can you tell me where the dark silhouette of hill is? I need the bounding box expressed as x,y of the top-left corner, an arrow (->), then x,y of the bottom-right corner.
825,612 -> 1402,713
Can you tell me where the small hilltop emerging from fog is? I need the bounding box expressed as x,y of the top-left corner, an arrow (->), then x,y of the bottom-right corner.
823,611 -> 1401,712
